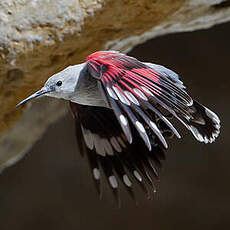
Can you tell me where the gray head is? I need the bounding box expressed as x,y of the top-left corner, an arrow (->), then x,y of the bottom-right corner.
16,63 -> 86,107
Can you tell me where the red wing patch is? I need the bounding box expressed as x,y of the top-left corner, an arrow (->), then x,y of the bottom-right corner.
86,52 -> 191,149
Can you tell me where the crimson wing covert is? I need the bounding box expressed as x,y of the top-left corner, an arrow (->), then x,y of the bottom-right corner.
86,52 -> 191,149
86,52 -> 220,145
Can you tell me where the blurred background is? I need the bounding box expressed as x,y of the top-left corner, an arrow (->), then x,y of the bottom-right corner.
0,22 -> 229,230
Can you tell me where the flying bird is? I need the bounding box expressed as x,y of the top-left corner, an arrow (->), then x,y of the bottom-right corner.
17,51 -> 220,202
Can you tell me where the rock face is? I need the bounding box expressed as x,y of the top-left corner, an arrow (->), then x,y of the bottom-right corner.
0,0 -> 230,170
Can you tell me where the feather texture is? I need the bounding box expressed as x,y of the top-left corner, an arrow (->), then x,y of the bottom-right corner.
86,51 -> 220,145
70,102 -> 171,202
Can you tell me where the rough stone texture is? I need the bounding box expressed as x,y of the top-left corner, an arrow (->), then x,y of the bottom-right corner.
0,0 -> 230,170
0,0 -> 104,133
106,0 -> 230,52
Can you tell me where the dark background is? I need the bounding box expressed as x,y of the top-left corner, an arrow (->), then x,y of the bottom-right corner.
0,22 -> 230,230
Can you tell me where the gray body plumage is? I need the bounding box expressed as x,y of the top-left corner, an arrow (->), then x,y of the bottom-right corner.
72,65 -> 108,107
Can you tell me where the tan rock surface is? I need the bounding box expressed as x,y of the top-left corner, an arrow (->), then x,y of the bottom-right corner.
0,0 -> 230,170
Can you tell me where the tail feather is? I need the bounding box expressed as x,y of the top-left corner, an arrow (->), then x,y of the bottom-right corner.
186,101 -> 220,143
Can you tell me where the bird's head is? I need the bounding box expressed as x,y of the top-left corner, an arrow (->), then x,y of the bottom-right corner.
16,63 -> 86,107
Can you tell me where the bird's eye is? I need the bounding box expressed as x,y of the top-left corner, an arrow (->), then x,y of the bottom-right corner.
56,81 -> 62,86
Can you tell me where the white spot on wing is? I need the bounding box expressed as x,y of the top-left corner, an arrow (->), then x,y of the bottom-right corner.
120,115 -> 128,126
81,126 -> 94,150
123,175 -> 132,187
107,87 -> 118,100
109,175 -> 118,188
112,86 -> 130,105
135,121 -> 145,133
134,88 -> 148,100
124,91 -> 139,105
133,170 -> 142,182
141,86 -> 153,96
93,168 -> 100,180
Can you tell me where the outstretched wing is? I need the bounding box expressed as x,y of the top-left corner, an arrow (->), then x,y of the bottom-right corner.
86,51 -> 220,145
86,52 -> 193,149
70,102 -> 171,204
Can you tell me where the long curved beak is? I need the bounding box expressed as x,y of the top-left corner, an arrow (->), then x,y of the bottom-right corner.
16,87 -> 51,107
